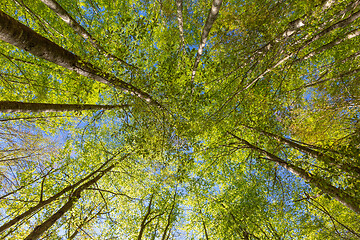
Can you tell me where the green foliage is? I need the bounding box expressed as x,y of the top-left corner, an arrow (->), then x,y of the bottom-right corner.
0,0 -> 360,239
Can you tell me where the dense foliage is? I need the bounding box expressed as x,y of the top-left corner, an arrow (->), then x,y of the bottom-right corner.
0,0 -> 360,239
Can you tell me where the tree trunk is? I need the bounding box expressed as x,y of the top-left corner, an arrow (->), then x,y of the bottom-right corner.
191,0 -> 222,82
24,161 -> 117,240
228,132 -> 360,214
0,101 -> 128,113
161,190 -> 177,240
175,0 -> 186,55
242,125 -> 360,176
0,10 -> 161,108
302,29 -> 360,60
137,194 -> 154,240
69,205 -> 105,240
0,154 -> 124,233
39,0 -> 136,69
302,8 -> 360,49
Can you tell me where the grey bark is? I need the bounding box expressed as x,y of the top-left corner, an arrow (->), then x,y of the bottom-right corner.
300,8 -> 360,50
253,0 -> 341,56
0,101 -> 129,113
242,125 -> 360,176
0,10 -> 161,108
24,162 -> 117,240
39,0 -> 137,69
302,28 -> 360,60
190,0 -> 222,82
175,0 -> 186,54
223,6 -> 360,109
0,154 -> 121,233
228,132 -> 360,215
161,190 -> 177,240
137,194 -> 154,240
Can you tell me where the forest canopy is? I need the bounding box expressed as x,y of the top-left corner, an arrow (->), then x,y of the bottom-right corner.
0,0 -> 360,239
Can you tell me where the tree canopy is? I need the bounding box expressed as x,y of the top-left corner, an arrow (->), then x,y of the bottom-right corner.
0,0 -> 360,239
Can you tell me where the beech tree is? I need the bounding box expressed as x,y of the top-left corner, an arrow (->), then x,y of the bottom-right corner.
0,0 -> 359,239
0,101 -> 129,113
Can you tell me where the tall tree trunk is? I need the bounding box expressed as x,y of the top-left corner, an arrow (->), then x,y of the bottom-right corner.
137,194 -> 154,240
24,161 -> 117,240
300,8 -> 360,50
242,125 -> 360,176
0,101 -> 128,113
302,29 -> 360,60
175,0 -> 186,55
161,190 -> 177,240
137,194 -> 164,240
39,0 -> 137,69
0,154 -> 125,233
228,132 -> 360,214
69,205 -> 105,240
0,10 -> 161,108
222,7 -> 360,110
190,0 -> 222,82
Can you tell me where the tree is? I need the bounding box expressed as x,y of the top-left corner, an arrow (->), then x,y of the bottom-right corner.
0,9 -> 161,107
0,0 -> 360,239
0,101 -> 128,113
228,131 -> 360,214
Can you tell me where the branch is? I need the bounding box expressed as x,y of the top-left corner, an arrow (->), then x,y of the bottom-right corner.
86,187 -> 135,200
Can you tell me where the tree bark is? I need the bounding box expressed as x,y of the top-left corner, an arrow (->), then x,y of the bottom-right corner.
161,190 -> 177,240
301,28 -> 360,61
24,161 -> 117,240
300,8 -> 360,51
39,0 -> 137,69
69,205 -> 105,240
0,10 -> 161,108
242,125 -> 360,176
228,132 -> 360,214
175,0 -> 186,54
0,101 -> 129,113
0,154 -> 123,233
137,194 -> 154,240
226,6 -> 360,105
190,0 -> 222,82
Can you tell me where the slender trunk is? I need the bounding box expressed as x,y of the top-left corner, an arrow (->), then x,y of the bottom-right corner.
69,205 -> 105,240
220,54 -> 291,112
242,125 -> 360,176
0,10 -> 161,108
288,67 -> 360,92
39,0 -> 137,69
0,154 -> 122,233
203,221 -> 209,240
0,115 -> 76,122
190,0 -> 222,82
160,202 -> 174,240
228,210 -> 252,239
228,132 -> 360,214
252,0 -> 340,57
300,8 -> 360,50
301,28 -> 360,61
138,194 -> 154,240
161,190 -> 177,240
24,162 -> 116,240
228,6 -> 360,103
175,0 -> 186,54
0,101 -> 128,113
